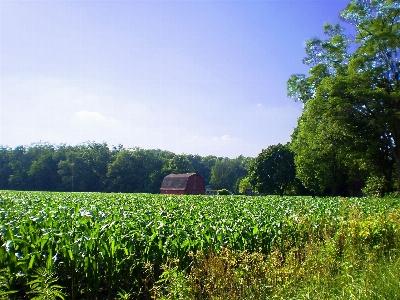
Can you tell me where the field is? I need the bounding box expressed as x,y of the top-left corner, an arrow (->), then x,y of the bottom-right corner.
1,191 -> 400,299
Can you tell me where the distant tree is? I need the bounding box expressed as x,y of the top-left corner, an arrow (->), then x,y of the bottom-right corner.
238,177 -> 252,194
187,154 -> 212,184
57,142 -> 110,192
210,157 -> 248,193
107,150 -> 137,192
0,146 -> 12,189
168,154 -> 195,174
106,148 -> 173,193
58,152 -> 92,192
7,143 -> 64,191
8,146 -> 31,190
248,144 -> 296,196
86,142 -> 112,191
199,155 -> 218,185
28,144 -> 60,191
145,150 -> 173,193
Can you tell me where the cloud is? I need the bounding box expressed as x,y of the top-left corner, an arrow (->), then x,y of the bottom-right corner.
69,110 -> 123,130
186,134 -> 240,145
215,135 -> 239,143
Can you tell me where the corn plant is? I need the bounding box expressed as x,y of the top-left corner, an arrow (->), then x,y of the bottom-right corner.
0,190 -> 399,298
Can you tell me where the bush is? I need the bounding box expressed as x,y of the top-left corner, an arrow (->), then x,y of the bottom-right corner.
362,175 -> 387,197
217,189 -> 230,195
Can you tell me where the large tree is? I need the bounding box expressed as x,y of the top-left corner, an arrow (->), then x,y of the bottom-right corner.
288,0 -> 400,193
248,144 -> 296,196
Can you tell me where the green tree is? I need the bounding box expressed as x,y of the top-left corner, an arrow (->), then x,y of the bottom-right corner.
107,148 -> 171,193
8,146 -> 31,190
57,142 -> 109,192
210,156 -> 249,193
167,154 -> 195,174
288,0 -> 400,193
238,177 -> 252,195
199,155 -> 218,185
0,146 -> 12,190
248,144 -> 296,196
58,151 -> 91,192
107,150 -> 137,192
186,154 -> 215,185
28,150 -> 60,191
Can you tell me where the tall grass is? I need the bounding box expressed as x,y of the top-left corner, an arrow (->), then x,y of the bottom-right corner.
153,204 -> 400,299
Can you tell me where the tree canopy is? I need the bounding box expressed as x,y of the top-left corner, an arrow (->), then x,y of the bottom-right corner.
0,142 -> 250,194
288,0 -> 400,195
248,144 -> 296,196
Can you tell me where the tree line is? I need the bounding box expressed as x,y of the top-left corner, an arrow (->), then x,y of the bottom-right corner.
0,142 -> 251,194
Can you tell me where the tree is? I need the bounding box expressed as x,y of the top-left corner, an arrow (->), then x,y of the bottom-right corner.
287,0 -> 400,193
210,157 -> 249,193
58,151 -> 92,192
248,144 -> 296,196
107,150 -> 137,192
106,148 -> 173,193
199,155 -> 219,185
8,146 -> 31,190
167,154 -> 195,174
0,146 -> 12,189
238,177 -> 252,194
57,142 -> 111,192
28,148 -> 60,191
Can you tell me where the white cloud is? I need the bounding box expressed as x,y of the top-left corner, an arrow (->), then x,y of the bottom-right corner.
187,134 -> 240,145
69,110 -> 123,130
217,135 -> 239,143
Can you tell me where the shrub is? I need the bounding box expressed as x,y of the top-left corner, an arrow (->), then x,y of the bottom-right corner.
217,189 -> 230,195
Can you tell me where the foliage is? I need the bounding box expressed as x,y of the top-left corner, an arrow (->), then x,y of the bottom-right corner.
288,0 -> 400,194
0,143 -> 252,194
362,174 -> 388,197
27,268 -> 66,300
217,189 -> 230,195
0,269 -> 17,299
238,177 -> 252,194
152,259 -> 192,300
1,191 -> 400,298
154,199 -> 400,300
210,156 -> 250,193
248,144 -> 296,196
0,147 -> 12,190
167,154 -> 195,174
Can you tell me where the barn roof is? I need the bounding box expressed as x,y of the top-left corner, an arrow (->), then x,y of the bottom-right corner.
160,173 -> 198,190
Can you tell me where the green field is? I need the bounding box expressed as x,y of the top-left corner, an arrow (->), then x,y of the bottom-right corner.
1,191 -> 400,299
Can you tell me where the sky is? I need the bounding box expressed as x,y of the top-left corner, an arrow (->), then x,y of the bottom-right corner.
1,0 -> 350,158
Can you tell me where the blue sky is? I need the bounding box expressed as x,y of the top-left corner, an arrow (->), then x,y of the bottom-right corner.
1,0 -> 349,158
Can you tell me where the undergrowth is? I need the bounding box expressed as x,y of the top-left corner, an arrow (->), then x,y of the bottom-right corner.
152,204 -> 400,300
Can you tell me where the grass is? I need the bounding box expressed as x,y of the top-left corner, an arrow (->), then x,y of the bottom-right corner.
152,246 -> 400,300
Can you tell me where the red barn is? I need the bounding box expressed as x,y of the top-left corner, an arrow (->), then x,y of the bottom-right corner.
160,173 -> 205,195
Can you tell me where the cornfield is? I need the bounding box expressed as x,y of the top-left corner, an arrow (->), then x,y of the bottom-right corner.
1,191 -> 399,298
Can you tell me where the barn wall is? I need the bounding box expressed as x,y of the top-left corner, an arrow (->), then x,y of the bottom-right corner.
185,175 -> 205,194
160,173 -> 205,195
